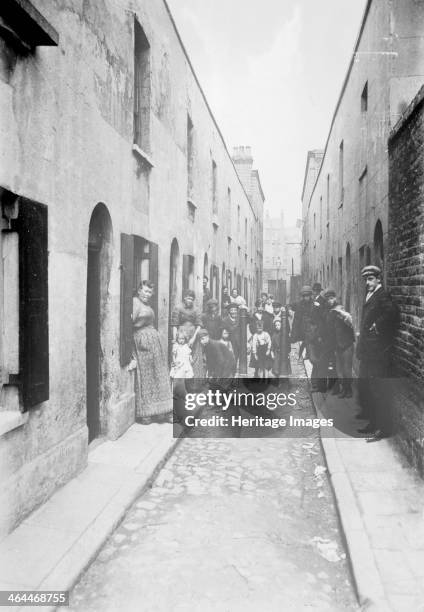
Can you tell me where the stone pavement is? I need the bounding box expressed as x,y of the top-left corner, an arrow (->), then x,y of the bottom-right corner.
0,423 -> 178,612
304,359 -> 424,612
64,430 -> 357,610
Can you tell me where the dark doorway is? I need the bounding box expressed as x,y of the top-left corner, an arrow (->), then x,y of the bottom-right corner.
169,238 -> 180,362
86,245 -> 101,442
86,203 -> 112,443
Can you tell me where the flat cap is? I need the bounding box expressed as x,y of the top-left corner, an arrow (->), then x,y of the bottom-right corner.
198,328 -> 209,338
272,301 -> 282,308
323,288 -> 336,298
361,265 -> 381,277
300,285 -> 313,295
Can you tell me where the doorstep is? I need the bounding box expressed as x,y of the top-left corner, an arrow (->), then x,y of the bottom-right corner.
0,423 -> 179,611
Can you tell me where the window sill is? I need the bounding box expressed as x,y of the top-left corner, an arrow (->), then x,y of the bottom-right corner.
187,198 -> 197,209
0,410 -> 28,437
132,144 -> 154,168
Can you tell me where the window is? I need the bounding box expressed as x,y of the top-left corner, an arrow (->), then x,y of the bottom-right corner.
212,160 -> 217,214
187,114 -> 194,199
339,140 -> 344,206
182,254 -> 195,294
133,18 -> 150,152
361,81 -> 368,113
359,166 -> 367,225
313,212 -> 316,230
187,201 -> 196,222
4,196 -> 50,408
120,234 -> 158,365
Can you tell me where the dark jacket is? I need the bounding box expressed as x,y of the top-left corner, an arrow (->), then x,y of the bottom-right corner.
201,313 -> 223,340
203,339 -> 236,378
326,306 -> 355,351
249,310 -> 273,335
356,287 -> 399,361
291,301 -> 316,343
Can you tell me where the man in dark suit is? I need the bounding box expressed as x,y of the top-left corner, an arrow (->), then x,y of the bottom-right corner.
356,265 -> 399,441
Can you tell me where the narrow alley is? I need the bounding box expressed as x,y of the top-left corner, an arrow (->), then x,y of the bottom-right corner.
65,385 -> 357,612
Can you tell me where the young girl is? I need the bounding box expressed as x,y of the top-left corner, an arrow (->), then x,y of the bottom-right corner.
251,320 -> 272,378
170,331 -> 194,381
271,319 -> 282,377
219,327 -> 234,356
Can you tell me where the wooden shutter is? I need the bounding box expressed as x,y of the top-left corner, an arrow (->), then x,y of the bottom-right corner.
120,233 -> 134,366
18,198 -> 49,409
149,241 -> 159,327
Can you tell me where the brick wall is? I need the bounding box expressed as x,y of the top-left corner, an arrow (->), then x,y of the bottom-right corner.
387,85 -> 424,474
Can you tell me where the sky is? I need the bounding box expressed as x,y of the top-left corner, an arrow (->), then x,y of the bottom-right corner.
167,0 -> 368,224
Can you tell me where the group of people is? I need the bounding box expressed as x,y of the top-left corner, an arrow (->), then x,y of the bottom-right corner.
128,276 -> 293,425
170,277 -> 290,381
128,265 -> 399,441
291,265 -> 399,441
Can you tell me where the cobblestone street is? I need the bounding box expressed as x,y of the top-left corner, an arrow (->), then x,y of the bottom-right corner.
65,383 -> 358,612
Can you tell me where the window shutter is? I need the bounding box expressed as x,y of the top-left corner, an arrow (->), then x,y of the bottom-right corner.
120,233 -> 134,366
149,241 -> 159,327
18,198 -> 49,409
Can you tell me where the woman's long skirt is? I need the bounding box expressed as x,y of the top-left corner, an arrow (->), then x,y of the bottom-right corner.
134,326 -> 172,417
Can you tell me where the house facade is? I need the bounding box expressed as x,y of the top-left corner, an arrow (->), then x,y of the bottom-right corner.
0,0 -> 264,538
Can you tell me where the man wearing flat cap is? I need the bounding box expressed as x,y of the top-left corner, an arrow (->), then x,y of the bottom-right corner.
356,265 -> 399,440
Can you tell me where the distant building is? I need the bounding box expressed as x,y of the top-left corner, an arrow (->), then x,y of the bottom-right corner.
0,0 -> 264,538
263,210 -> 301,304
301,0 -> 424,328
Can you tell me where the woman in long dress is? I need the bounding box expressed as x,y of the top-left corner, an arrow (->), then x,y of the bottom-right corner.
170,289 -> 205,378
132,281 -> 172,422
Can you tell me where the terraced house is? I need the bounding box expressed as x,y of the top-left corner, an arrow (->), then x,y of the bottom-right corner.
0,0 -> 264,538
301,0 -> 424,328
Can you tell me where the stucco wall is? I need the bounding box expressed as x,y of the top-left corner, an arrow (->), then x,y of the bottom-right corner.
0,0 -> 264,538
301,0 -> 424,330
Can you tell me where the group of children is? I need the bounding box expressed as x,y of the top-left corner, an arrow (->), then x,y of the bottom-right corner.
249,318 -> 284,379
169,309 -> 286,381
170,327 -> 234,382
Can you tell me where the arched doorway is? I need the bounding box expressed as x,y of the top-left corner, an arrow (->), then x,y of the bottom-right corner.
345,243 -> 351,311
373,220 -> 384,270
86,203 -> 113,443
169,239 -> 180,360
